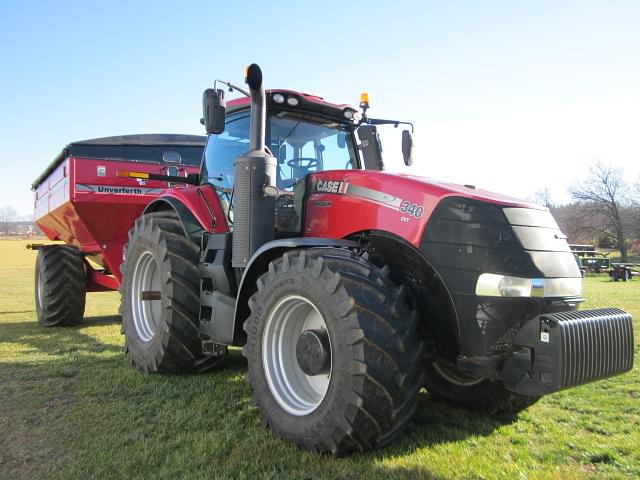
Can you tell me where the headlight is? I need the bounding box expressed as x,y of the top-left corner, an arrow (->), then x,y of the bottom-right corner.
475,273 -> 583,298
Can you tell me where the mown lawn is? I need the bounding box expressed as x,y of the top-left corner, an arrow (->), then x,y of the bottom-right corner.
1,240 -> 638,479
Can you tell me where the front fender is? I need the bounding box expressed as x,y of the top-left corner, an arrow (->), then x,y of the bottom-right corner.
231,237 -> 357,344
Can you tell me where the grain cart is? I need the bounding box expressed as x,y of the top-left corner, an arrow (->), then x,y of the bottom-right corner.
32,134 -> 204,325
33,65 -> 634,454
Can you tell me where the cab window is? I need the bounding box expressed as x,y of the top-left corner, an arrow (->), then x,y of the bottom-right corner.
269,113 -> 355,190
203,110 -> 358,231
202,113 -> 250,218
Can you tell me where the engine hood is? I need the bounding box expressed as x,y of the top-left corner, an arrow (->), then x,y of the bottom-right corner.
396,173 -> 543,210
305,170 -> 546,246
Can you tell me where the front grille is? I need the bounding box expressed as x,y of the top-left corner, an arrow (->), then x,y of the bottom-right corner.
553,308 -> 634,388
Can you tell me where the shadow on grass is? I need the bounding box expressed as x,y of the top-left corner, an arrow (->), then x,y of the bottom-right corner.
0,316 -> 123,357
396,391 -> 520,449
0,319 -> 519,480
80,314 -> 122,327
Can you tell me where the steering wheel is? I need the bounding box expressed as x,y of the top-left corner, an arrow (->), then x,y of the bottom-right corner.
286,157 -> 320,170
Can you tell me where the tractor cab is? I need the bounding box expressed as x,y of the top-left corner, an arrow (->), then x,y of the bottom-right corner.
199,87 -> 414,236
201,89 -> 365,236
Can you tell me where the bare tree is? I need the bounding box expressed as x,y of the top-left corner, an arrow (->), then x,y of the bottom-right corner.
0,205 -> 18,234
554,203 -> 591,244
532,187 -> 554,209
570,162 -> 633,262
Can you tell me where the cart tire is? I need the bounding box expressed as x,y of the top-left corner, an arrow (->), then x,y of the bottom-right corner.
242,248 -> 425,454
120,212 -> 226,373
35,245 -> 86,327
424,361 -> 538,413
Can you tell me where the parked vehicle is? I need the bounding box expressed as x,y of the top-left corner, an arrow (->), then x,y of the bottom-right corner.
609,263 -> 638,282
570,244 -> 611,274
32,65 -> 634,454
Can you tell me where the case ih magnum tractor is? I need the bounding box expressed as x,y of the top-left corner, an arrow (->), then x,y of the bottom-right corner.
33,64 -> 633,454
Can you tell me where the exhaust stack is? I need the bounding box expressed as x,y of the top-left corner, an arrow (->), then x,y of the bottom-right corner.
231,64 -> 278,268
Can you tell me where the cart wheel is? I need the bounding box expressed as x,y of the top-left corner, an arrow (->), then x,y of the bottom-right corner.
35,245 -> 86,327
120,212 -> 226,373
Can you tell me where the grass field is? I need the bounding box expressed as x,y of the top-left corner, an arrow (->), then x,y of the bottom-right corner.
1,239 -> 638,480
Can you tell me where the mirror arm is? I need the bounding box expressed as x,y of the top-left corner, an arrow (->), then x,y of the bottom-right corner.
365,118 -> 414,133
214,79 -> 250,97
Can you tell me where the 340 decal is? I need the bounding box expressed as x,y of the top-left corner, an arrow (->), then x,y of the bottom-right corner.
399,201 -> 424,218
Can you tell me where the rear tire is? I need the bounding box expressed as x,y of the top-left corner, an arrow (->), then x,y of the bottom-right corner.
120,212 -> 225,373
35,245 -> 86,327
424,361 -> 538,413
243,248 -> 425,454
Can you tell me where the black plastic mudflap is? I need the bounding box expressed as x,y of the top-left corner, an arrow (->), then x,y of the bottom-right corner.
503,308 -> 634,397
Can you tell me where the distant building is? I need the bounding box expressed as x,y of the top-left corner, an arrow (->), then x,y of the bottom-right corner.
0,220 -> 43,237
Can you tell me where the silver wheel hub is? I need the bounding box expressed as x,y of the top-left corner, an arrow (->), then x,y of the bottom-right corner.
262,295 -> 331,416
130,251 -> 161,343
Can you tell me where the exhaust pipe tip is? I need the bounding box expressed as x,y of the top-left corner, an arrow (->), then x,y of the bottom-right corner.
245,64 -> 263,91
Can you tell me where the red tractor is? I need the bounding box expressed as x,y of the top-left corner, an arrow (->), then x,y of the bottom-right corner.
33,64 -> 634,454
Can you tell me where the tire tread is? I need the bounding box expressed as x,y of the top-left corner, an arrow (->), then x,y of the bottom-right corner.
36,245 -> 86,327
243,247 -> 425,454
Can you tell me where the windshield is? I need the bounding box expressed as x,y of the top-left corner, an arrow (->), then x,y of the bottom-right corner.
202,111 -> 358,194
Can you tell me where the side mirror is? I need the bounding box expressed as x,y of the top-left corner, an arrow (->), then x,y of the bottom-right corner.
402,130 -> 414,166
202,89 -> 226,134
357,125 -> 384,171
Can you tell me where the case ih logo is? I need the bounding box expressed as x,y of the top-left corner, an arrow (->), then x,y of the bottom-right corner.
314,180 -> 349,194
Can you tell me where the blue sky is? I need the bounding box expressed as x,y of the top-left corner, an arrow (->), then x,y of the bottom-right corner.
1,0 -> 639,217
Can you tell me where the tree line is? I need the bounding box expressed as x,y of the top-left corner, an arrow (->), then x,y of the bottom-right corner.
534,162 -> 639,263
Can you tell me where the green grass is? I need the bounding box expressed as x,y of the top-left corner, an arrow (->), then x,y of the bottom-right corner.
1,240 -> 638,479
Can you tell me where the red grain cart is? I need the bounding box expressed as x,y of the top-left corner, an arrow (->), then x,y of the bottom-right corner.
31,134 -> 204,323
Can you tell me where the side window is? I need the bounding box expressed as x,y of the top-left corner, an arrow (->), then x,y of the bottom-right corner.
316,131 -> 354,171
203,114 -> 250,218
270,118 -> 353,191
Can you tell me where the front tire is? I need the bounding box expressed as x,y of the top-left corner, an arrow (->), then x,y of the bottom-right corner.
243,248 -> 425,454
120,212 -> 225,373
424,360 -> 538,413
35,245 -> 86,327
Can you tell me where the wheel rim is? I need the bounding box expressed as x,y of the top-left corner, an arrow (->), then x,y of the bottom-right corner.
130,251 -> 161,342
262,295 -> 331,416
432,362 -> 484,387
